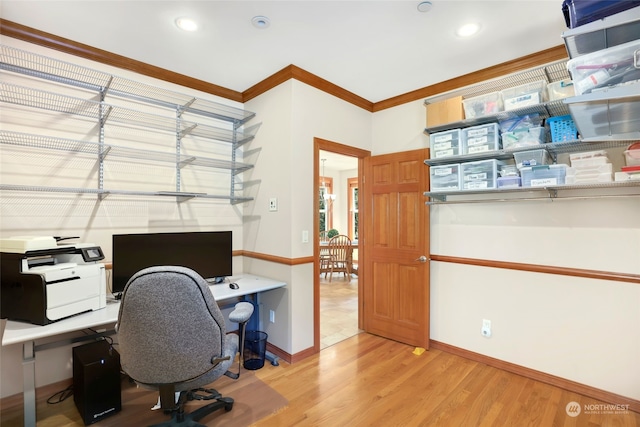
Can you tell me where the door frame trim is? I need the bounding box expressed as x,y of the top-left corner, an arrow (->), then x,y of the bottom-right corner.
314,138 -> 370,352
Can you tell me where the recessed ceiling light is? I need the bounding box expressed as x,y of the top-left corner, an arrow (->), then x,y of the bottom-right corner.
175,17 -> 198,32
417,1 -> 433,13
456,23 -> 480,38
252,16 -> 271,29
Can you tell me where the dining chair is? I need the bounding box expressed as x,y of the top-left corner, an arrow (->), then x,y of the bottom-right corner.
327,234 -> 352,282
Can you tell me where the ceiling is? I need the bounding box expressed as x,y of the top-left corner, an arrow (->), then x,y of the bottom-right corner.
1,1 -> 568,103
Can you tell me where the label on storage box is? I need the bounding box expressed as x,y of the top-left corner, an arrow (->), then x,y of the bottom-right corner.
465,181 -> 489,189
467,127 -> 489,137
433,133 -> 453,143
468,145 -> 490,154
467,136 -> 488,146
433,140 -> 452,150
465,173 -> 488,181
434,149 -> 455,158
530,177 -> 558,187
504,93 -> 540,111
434,167 -> 454,176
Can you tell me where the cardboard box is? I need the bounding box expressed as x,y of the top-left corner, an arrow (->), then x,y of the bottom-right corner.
426,96 -> 464,127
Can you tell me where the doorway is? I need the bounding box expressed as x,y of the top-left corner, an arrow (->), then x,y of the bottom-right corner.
314,138 -> 370,352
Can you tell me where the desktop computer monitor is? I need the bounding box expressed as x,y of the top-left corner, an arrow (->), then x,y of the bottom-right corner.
111,231 -> 232,297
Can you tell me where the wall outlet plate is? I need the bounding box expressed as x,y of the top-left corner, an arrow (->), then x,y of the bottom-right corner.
269,198 -> 277,211
481,319 -> 492,338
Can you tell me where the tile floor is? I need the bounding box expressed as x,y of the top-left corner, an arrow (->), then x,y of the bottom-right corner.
319,272 -> 362,349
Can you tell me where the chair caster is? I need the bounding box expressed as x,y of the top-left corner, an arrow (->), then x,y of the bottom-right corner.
220,397 -> 234,412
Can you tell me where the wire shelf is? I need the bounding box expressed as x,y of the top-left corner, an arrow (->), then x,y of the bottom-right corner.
0,83 -> 254,144
0,131 -> 253,172
0,44 -> 255,124
424,180 -> 640,204
0,184 -> 254,203
424,60 -> 571,106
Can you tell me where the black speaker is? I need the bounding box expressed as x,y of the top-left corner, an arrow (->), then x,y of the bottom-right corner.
73,340 -> 121,425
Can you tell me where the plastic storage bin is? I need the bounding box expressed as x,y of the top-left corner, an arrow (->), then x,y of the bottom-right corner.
502,126 -> 546,149
625,149 -> 640,166
514,149 -> 550,169
568,39 -> 640,95
501,80 -> 547,111
461,159 -> 505,190
430,163 -> 461,192
497,176 -> 521,188
547,80 -> 576,101
547,115 -> 579,142
462,92 -> 503,119
461,123 -> 500,155
521,164 -> 567,187
429,129 -> 462,159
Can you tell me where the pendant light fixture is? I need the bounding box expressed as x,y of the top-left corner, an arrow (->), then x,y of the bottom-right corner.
321,158 -> 336,202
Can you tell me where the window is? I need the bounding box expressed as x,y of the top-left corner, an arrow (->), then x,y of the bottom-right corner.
319,176 -> 334,235
348,177 -> 358,241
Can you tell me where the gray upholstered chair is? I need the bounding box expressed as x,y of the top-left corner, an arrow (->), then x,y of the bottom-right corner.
116,266 -> 254,427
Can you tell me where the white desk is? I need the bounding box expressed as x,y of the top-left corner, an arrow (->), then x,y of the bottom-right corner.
1,273 -> 285,427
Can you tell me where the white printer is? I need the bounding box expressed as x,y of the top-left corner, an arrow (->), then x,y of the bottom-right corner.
0,236 -> 107,325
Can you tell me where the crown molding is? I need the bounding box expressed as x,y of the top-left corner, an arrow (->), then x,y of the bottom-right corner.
0,19 -> 244,103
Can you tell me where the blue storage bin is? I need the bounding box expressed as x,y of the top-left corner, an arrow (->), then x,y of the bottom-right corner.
562,0 -> 640,28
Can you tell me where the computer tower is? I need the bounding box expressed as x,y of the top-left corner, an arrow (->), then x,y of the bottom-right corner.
73,340 -> 121,425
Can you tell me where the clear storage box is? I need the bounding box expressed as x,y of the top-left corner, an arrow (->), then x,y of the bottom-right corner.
462,92 -> 503,119
429,163 -> 460,192
497,176 -> 521,188
567,39 -> 640,95
547,80 -> 576,101
513,149 -> 550,169
502,126 -> 546,149
461,123 -> 500,155
501,80 -> 547,111
461,159 -> 505,190
429,129 -> 462,159
521,164 -> 567,187
430,163 -> 461,192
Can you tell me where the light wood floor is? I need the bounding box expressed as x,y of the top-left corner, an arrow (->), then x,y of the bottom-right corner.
320,273 -> 361,349
2,333 -> 639,426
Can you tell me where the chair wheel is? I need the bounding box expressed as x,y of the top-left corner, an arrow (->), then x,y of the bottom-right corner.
225,402 -> 234,412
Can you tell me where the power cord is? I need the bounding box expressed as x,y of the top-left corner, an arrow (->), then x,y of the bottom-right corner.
47,384 -> 73,404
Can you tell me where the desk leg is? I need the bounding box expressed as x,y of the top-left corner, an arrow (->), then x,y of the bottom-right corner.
23,341 -> 36,427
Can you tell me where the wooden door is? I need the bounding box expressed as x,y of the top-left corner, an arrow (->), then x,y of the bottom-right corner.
363,149 -> 430,348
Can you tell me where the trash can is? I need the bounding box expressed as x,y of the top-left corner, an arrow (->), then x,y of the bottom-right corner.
243,330 -> 268,370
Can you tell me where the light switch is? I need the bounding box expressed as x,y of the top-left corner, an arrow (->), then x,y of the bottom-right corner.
302,230 -> 309,243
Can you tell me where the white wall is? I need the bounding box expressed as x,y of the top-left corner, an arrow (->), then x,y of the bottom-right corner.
243,79 -> 372,356
372,96 -> 640,401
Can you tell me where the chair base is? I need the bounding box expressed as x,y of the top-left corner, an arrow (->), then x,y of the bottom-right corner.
150,390 -> 233,427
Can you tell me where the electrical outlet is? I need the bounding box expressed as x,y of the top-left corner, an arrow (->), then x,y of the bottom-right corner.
269,198 -> 277,212
269,309 -> 275,323
481,319 -> 492,338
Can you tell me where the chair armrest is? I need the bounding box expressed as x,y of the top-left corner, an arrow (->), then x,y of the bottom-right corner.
228,301 -> 254,324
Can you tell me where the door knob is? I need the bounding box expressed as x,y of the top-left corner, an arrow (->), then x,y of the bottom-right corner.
415,256 -> 427,263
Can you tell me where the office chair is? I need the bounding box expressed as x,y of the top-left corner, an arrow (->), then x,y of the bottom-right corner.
116,266 -> 254,427
327,234 -> 352,282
